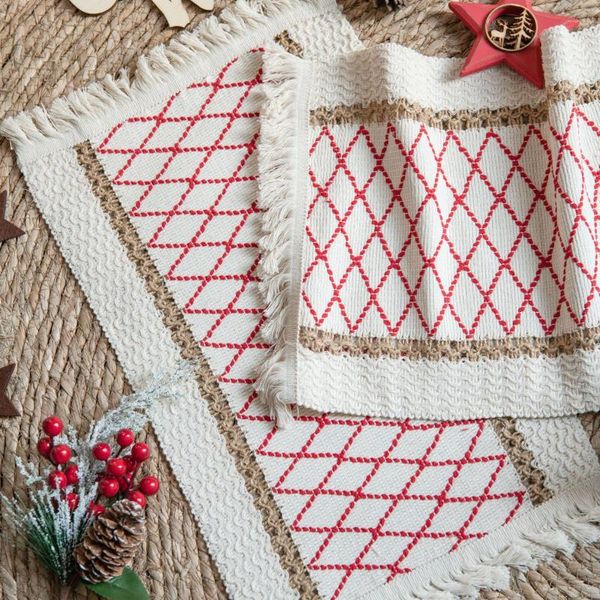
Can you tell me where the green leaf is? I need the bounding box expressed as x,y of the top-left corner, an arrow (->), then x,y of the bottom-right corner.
83,567 -> 149,600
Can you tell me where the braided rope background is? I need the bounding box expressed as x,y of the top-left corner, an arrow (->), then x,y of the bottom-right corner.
0,1 -> 598,598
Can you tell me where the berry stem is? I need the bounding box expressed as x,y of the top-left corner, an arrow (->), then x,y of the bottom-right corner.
128,463 -> 141,494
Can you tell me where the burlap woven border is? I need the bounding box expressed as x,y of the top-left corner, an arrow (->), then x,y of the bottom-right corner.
299,325 -> 600,362
310,81 -> 600,129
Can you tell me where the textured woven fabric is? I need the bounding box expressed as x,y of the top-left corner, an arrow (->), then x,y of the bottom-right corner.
2,4 -> 600,599
256,26 -> 600,423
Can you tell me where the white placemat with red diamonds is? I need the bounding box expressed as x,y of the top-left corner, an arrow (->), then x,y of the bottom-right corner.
256,30 -> 600,425
2,3 -> 600,599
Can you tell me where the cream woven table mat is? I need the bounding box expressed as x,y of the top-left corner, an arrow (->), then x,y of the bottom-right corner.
0,1 -> 599,599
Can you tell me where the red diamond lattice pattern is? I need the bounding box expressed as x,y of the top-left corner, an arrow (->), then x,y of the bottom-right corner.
96,51 -> 527,599
304,115 -> 600,338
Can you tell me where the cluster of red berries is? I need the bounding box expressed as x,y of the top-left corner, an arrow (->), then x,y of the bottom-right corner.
90,428 -> 159,513
37,416 -> 80,511
37,415 -> 160,515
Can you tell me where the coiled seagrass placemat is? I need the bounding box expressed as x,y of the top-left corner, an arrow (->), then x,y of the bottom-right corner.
0,1 -> 599,598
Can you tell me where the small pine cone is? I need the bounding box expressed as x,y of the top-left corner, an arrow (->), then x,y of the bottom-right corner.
74,499 -> 146,584
373,0 -> 404,10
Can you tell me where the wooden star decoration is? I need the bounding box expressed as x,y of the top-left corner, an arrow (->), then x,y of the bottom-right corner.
0,364 -> 19,417
449,0 -> 579,88
0,186 -> 24,243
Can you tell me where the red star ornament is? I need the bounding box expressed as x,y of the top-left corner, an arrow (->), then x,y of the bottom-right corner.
449,0 -> 579,88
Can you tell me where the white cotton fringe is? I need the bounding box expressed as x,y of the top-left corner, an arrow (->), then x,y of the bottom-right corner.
0,0 -> 331,155
376,497 -> 600,599
254,45 -> 304,428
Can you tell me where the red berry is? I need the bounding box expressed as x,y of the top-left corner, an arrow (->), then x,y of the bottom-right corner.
92,443 -> 112,461
123,455 -> 138,473
64,464 -> 79,485
37,437 -> 53,458
139,476 -> 160,496
116,428 -> 134,448
42,416 -> 63,437
66,492 -> 79,511
98,477 -> 120,498
127,490 -> 147,508
48,470 -> 67,490
118,473 -> 133,492
131,443 -> 150,462
89,502 -> 105,516
50,444 -> 72,465
107,458 -> 127,477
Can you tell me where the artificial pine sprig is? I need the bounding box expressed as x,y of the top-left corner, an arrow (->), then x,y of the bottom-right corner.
2,458 -> 96,583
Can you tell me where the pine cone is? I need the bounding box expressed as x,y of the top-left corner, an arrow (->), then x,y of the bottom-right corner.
74,499 -> 146,584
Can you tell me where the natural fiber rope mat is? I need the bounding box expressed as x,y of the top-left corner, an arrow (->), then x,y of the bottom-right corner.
0,1 -> 599,599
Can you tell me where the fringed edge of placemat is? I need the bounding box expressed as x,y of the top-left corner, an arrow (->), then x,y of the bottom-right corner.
363,476 -> 600,599
255,44 -> 308,428
0,0 -> 339,162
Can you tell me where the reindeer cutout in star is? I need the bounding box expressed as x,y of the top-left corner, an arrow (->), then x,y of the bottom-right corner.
488,17 -> 509,47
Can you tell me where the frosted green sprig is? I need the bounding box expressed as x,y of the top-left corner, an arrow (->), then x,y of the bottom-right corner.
2,458 -> 95,583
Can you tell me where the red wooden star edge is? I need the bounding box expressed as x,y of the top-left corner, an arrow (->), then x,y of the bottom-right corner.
449,0 -> 579,88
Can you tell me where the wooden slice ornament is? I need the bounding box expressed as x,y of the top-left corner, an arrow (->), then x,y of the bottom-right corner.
66,0 -> 215,27
484,4 -> 537,52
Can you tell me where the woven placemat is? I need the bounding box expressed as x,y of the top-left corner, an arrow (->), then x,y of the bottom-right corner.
0,1 -> 599,599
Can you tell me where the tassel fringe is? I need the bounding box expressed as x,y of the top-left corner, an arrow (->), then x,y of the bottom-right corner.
254,44 -> 305,428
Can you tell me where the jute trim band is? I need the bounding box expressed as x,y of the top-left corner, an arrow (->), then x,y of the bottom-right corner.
299,324 -> 600,362
491,417 -> 553,506
310,80 -> 600,130
275,31 -> 304,57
